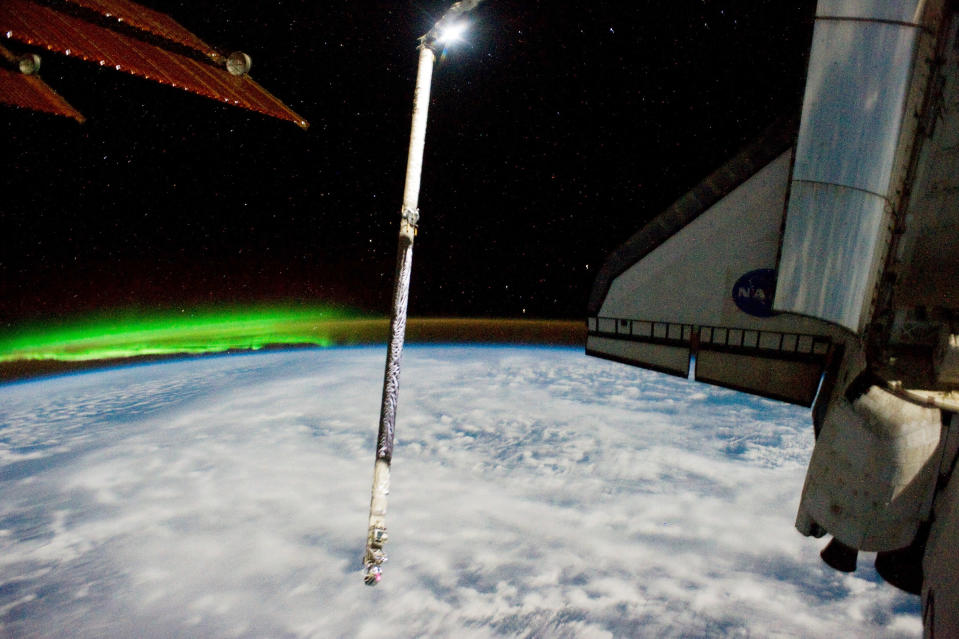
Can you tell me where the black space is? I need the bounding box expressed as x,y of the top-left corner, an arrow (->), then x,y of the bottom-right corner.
2,1 -> 817,326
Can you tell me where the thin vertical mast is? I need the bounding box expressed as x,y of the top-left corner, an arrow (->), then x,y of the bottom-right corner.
362,0 -> 484,586
363,43 -> 435,586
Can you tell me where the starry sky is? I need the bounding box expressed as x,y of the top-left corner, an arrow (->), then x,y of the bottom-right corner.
2,1 -> 817,327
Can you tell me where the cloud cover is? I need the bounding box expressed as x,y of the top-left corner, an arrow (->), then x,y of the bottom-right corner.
0,346 -> 921,637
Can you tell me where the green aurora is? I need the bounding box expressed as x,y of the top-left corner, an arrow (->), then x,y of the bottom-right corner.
0,306 -> 365,363
0,308 -> 583,381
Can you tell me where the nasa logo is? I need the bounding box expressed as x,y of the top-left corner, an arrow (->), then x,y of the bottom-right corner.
732,269 -> 778,317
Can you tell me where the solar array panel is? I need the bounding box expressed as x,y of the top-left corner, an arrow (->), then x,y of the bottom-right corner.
0,66 -> 85,122
0,0 -> 307,127
60,0 -> 219,58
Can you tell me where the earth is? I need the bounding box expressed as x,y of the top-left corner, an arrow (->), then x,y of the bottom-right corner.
0,345 -> 921,637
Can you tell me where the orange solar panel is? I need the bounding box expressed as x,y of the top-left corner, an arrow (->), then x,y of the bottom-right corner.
60,0 -> 220,59
1,0 -> 308,128
0,67 -> 85,122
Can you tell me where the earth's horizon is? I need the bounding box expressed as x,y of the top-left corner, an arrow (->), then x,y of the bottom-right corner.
0,317 -> 583,383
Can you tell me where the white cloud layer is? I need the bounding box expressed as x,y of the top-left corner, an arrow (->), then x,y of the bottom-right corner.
0,346 -> 921,637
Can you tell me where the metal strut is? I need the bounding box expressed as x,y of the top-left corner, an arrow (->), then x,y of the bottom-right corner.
363,42 -> 436,586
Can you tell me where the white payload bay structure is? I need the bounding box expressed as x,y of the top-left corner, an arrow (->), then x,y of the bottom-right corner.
586,2 -> 959,636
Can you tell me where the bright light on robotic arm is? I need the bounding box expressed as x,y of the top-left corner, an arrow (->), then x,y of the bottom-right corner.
436,20 -> 468,45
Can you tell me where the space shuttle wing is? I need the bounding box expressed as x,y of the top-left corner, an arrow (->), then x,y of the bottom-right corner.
586,118 -> 843,406
586,319 -> 832,406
